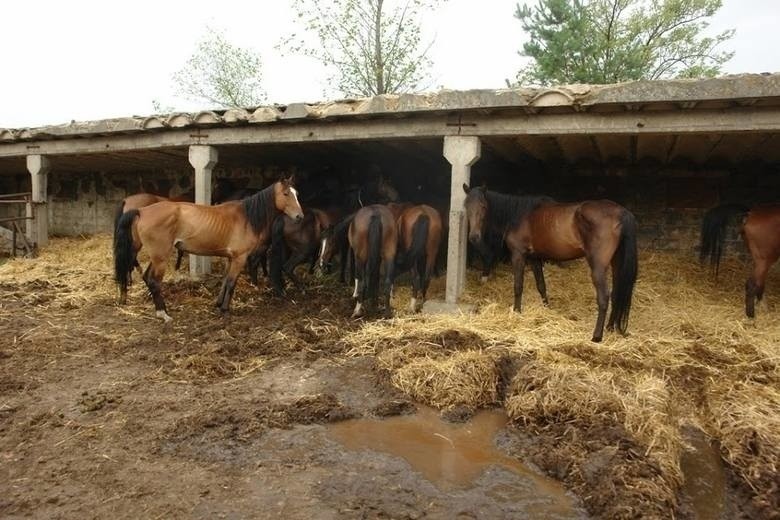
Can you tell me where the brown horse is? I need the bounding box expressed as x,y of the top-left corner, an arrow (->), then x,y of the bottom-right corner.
349,205 -> 398,318
700,204 -> 780,317
463,185 -> 638,342
114,178 -> 303,321
114,193 -> 193,282
395,205 -> 443,312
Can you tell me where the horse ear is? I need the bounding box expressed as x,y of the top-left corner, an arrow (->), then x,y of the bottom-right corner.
462,183 -> 470,194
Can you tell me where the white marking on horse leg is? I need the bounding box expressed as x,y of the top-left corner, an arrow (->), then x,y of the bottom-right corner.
480,275 -> 489,284
318,238 -> 327,268
156,310 -> 173,323
351,301 -> 363,318
352,278 -> 359,298
409,297 -> 417,312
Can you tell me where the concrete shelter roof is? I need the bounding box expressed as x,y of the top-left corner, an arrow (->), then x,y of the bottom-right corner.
3,73 -> 780,143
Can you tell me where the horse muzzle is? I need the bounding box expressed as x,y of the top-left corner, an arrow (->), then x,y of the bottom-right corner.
468,233 -> 483,245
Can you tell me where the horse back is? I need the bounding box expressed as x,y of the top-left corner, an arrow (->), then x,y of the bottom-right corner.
123,193 -> 168,212
743,205 -> 780,260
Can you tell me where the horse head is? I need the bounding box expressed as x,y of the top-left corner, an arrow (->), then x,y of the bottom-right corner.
463,183 -> 488,245
275,176 -> 304,222
377,175 -> 400,203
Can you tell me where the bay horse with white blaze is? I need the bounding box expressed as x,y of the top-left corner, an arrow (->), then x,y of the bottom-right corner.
114,178 -> 303,321
394,205 -> 443,312
463,185 -> 638,342
700,204 -> 780,317
349,205 -> 398,318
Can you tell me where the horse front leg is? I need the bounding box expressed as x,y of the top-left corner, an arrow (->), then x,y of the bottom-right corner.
218,255 -> 247,315
511,251 -> 527,313
589,261 -> 610,343
530,259 -> 549,306
284,252 -> 308,291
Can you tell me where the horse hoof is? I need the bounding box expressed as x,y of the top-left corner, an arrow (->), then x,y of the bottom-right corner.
591,336 -> 602,343
156,310 -> 173,323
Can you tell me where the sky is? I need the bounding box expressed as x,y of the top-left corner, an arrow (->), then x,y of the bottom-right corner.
1,0 -> 778,128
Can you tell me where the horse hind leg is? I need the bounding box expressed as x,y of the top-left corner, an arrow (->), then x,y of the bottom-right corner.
352,260 -> 366,318
218,255 -> 247,315
589,261 -> 610,343
143,260 -> 172,323
745,259 -> 770,318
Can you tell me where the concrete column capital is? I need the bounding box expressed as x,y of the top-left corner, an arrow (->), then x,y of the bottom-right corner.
188,145 -> 219,171
26,154 -> 51,176
443,135 -> 481,167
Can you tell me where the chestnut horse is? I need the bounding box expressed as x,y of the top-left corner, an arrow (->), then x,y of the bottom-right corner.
348,205 -> 398,318
395,205 -> 443,312
114,178 -> 303,321
463,185 -> 638,342
700,204 -> 780,317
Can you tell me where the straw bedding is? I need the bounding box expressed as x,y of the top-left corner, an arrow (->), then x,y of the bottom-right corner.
2,236 -> 778,517
345,252 -> 780,517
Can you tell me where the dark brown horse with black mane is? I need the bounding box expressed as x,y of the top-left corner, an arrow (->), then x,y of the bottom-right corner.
348,205 -> 398,318
463,185 -> 638,342
114,178 -> 303,321
700,204 -> 780,317
260,207 -> 342,295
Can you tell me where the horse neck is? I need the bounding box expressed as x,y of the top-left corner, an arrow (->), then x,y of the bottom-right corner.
485,191 -> 549,230
242,185 -> 277,236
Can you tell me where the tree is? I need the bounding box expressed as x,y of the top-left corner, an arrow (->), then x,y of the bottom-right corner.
512,0 -> 734,86
284,0 -> 441,97
173,27 -> 265,108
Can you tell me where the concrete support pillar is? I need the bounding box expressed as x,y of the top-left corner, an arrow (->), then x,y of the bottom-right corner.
188,145 -> 218,278
443,136 -> 481,304
26,155 -> 50,248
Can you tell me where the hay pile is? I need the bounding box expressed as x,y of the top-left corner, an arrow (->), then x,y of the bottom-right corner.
344,253 -> 780,516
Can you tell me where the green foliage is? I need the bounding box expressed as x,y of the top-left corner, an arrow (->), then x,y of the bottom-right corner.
284,0 -> 441,97
513,0 -> 734,86
173,27 -> 265,108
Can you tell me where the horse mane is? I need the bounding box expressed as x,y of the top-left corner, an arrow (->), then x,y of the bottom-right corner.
242,182 -> 278,234
484,190 -> 554,231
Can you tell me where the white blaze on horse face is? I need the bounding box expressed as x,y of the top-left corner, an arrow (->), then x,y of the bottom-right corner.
285,186 -> 304,220
352,278 -> 359,298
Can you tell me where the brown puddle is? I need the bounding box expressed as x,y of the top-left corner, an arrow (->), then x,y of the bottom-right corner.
329,406 -> 581,517
680,427 -> 727,520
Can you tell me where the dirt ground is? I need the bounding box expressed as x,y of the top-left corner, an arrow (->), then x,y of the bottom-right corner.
0,235 -> 777,519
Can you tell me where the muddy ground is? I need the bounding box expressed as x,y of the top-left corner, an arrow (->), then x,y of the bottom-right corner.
0,248 -> 766,519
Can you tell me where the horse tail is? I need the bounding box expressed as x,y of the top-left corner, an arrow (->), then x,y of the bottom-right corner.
611,210 -> 638,335
365,214 -> 383,305
113,199 -> 126,245
114,209 -> 139,292
408,214 -> 430,275
699,204 -> 749,275
268,215 -> 287,294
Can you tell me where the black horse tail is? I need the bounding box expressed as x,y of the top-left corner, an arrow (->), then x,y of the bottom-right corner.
114,209 -> 139,292
699,204 -> 749,275
407,214 -> 430,274
268,215 -> 287,295
365,214 -> 383,306
610,210 -> 638,335
113,199 -> 126,245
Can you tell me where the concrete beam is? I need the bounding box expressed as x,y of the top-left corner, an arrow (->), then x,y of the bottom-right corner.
25,154 -> 50,247
443,135 -> 481,304
4,107 -> 780,159
188,145 -> 218,277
